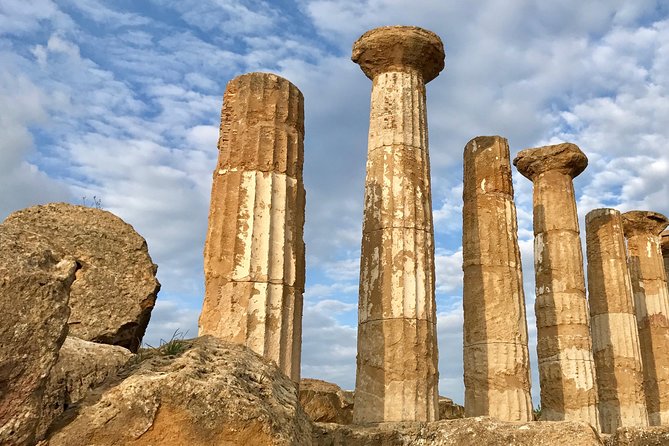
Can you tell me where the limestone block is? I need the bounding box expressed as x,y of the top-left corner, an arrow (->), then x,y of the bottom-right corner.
299,379 -> 354,424
462,135 -> 532,421
514,143 -> 599,429
0,225 -> 78,446
3,203 -> 160,352
200,72 -> 306,384
623,210 -> 669,426
586,208 -> 648,433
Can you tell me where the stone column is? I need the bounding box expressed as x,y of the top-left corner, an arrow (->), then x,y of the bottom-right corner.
585,208 -> 648,433
623,211 -> 669,425
351,26 -> 444,423
199,72 -> 306,384
462,135 -> 533,421
513,143 -> 599,428
662,230 -> 669,282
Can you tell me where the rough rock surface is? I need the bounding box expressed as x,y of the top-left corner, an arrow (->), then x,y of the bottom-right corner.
312,417 -> 604,445
3,203 -> 160,352
662,230 -> 669,282
352,25 -> 443,423
514,143 -> 599,427
299,379 -> 354,424
607,425 -> 669,445
200,72 -> 306,383
438,397 -> 464,420
462,135 -> 533,421
44,336 -> 312,446
0,225 -> 78,446
37,336 -> 133,439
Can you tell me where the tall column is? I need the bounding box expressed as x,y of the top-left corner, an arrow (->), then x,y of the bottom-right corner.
622,211 -> 669,425
462,135 -> 533,421
352,26 -> 444,423
513,143 -> 599,428
585,208 -> 648,433
199,72 -> 306,384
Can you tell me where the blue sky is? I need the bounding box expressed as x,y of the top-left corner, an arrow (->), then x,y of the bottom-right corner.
2,0 -> 669,406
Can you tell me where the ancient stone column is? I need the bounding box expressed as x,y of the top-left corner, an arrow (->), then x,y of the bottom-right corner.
623,211 -> 669,425
662,230 -> 669,283
513,143 -> 599,428
199,72 -> 306,384
352,26 -> 444,423
585,208 -> 648,433
462,135 -> 533,421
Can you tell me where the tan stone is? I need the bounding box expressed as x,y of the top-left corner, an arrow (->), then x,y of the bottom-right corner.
586,208 -> 648,433
462,135 -> 533,421
44,337 -> 312,446
662,230 -> 669,287
514,143 -> 599,428
0,225 -> 78,446
3,203 -> 160,352
352,25 -> 444,423
299,379 -> 354,424
607,425 -> 669,445
199,72 -> 306,383
37,337 -> 133,440
438,397 -> 465,420
622,211 -> 669,426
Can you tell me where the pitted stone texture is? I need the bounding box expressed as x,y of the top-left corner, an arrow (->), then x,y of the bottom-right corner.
623,211 -> 669,426
44,337 -> 312,446
462,136 -> 532,421
586,209 -> 648,433
514,143 -> 599,428
200,72 -> 306,384
438,397 -> 465,420
352,26 -> 445,82
3,203 -> 160,352
0,225 -> 78,446
299,379 -> 354,425
353,26 -> 443,423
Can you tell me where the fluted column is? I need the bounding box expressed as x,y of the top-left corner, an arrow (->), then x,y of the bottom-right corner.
513,143 -> 599,428
199,72 -> 306,384
623,211 -> 669,425
352,26 -> 444,423
586,208 -> 648,433
462,135 -> 533,421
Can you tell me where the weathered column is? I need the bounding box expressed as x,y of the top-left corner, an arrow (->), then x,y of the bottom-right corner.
352,26 -> 444,423
462,135 -> 533,421
199,72 -> 306,384
513,143 -> 599,428
662,230 -> 669,282
585,208 -> 648,433
623,211 -> 669,425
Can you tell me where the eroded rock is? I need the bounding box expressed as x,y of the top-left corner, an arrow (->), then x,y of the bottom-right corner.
299,378 -> 354,424
0,225 -> 78,446
3,203 -> 160,352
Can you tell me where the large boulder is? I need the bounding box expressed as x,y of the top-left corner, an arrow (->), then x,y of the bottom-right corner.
45,336 -> 312,446
0,226 -> 79,446
299,378 -> 354,424
438,397 -> 464,420
312,417 -> 604,445
37,336 -> 133,440
3,203 -> 160,352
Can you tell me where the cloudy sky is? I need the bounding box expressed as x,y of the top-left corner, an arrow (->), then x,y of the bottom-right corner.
2,0 -> 669,405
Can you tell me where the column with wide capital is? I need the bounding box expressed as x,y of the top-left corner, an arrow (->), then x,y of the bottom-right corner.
199,72 -> 306,384
352,26 -> 444,423
586,208 -> 648,433
462,135 -> 533,421
623,211 -> 669,425
513,143 -> 599,428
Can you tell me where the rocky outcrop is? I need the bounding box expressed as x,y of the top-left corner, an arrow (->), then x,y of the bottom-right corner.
44,336 -> 312,446
37,336 -> 133,439
439,397 -> 464,420
0,225 -> 78,446
299,379 -> 354,424
3,203 -> 160,352
312,417 -> 604,445
607,425 -> 669,445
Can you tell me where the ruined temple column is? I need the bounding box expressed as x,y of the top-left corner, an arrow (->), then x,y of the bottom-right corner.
199,72 -> 306,384
623,211 -> 669,425
352,26 -> 444,423
513,143 -> 599,428
462,135 -> 533,421
585,208 -> 648,433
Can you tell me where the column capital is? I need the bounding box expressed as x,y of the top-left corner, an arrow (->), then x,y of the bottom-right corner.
513,143 -> 587,181
352,26 -> 445,82
622,211 -> 669,237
